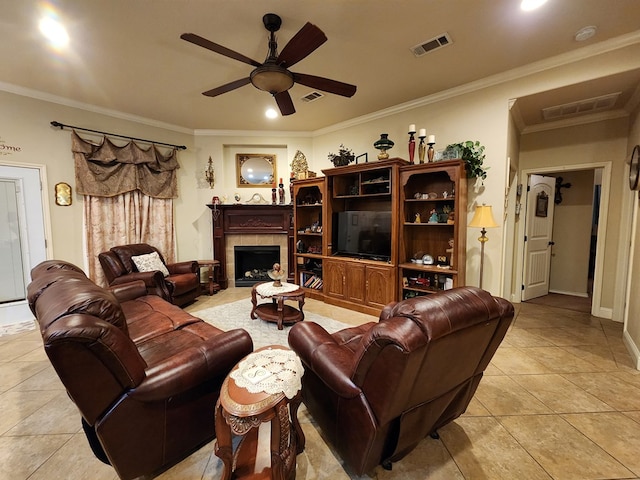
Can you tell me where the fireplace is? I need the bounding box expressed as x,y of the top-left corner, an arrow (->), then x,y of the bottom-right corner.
234,245 -> 280,287
208,204 -> 294,289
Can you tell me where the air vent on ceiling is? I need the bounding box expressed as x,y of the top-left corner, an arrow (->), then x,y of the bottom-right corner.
301,91 -> 324,103
410,33 -> 452,57
542,92 -> 621,120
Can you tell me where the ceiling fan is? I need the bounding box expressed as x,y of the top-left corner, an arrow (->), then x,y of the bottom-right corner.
180,13 -> 357,116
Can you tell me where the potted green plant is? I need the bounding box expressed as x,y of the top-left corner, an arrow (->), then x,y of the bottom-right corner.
328,144 -> 355,167
445,141 -> 488,180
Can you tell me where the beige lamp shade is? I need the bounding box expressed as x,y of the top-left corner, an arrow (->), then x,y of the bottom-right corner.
469,205 -> 499,229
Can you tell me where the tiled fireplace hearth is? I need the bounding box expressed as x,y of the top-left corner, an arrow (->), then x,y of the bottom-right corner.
208,203 -> 294,288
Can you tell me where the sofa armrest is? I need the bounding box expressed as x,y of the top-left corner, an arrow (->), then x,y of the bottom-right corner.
108,280 -> 148,302
167,261 -> 198,275
288,322 -> 361,398
131,329 -> 253,401
110,271 -> 169,299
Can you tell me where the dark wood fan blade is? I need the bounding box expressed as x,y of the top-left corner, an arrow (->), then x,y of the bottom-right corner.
181,33 -> 262,67
202,77 -> 251,97
276,22 -> 327,68
293,73 -> 357,97
275,91 -> 296,115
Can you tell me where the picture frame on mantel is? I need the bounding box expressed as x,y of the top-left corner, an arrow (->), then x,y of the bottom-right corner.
236,153 -> 276,187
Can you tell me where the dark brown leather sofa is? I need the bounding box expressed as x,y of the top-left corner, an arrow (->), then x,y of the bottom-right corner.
98,243 -> 200,307
288,286 -> 514,476
28,260 -> 253,480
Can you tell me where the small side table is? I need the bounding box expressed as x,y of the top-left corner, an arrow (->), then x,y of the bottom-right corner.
197,260 -> 221,295
214,346 -> 305,480
250,281 -> 305,330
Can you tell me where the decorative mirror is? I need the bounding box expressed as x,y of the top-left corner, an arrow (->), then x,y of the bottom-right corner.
236,153 -> 276,187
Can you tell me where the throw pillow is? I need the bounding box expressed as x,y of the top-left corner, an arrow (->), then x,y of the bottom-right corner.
131,251 -> 170,277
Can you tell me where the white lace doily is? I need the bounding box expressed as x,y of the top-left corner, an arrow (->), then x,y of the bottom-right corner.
230,348 -> 304,399
256,281 -> 300,297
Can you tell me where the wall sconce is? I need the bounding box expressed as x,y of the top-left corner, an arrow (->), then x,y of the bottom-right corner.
205,156 -> 215,188
468,204 -> 499,289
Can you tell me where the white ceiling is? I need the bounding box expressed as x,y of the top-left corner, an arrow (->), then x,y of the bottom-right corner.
2,0 -> 640,132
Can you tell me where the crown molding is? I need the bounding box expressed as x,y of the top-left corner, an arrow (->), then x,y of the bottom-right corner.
0,81 -> 193,135
193,129 -> 312,138
2,30 -> 639,138
313,30 -> 640,137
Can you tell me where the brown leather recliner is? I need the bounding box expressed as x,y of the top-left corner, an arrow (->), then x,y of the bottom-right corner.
288,286 -> 514,476
99,243 -> 200,307
28,260 -> 253,480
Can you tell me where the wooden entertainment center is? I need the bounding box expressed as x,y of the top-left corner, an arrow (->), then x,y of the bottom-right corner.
206,158 -> 467,316
292,158 -> 467,316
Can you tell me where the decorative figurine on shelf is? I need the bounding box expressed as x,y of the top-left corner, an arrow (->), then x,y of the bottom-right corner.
428,209 -> 439,223
271,184 -> 277,205
446,238 -> 455,268
289,173 -> 295,204
268,263 -> 286,287
447,210 -> 455,225
278,178 -> 285,204
414,212 -> 421,223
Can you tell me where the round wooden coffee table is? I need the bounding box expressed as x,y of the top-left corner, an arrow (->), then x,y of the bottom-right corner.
250,281 -> 305,330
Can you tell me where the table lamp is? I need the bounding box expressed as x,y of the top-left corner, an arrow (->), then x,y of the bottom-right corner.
468,204 -> 499,289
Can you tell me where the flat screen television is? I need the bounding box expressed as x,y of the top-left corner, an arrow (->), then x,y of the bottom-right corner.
333,210 -> 392,261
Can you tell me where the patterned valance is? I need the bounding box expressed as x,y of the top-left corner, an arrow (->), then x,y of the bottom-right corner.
72,131 -> 179,198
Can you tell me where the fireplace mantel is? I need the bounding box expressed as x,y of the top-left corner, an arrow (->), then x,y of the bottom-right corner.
207,203 -> 294,288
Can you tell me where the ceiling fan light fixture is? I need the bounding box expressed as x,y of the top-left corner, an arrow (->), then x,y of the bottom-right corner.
250,65 -> 294,94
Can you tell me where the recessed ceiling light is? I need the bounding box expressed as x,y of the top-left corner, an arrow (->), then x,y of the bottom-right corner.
575,25 -> 597,42
265,108 -> 278,119
520,0 -> 548,11
39,16 -> 69,49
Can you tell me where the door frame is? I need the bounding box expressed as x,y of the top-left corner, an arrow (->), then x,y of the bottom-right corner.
0,160 -> 52,327
515,161 -> 611,319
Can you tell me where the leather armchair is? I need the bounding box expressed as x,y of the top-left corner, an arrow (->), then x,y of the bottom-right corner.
99,243 -> 200,307
28,260 -> 253,480
288,286 -> 514,476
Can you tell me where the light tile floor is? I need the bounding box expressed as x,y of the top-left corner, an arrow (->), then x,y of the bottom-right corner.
1,289 -> 639,480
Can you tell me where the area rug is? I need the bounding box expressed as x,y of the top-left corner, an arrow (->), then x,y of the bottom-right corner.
192,299 -> 350,349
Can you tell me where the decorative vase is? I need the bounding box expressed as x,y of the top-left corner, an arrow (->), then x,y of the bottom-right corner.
427,143 -> 435,162
374,133 -> 394,160
418,136 -> 426,163
408,131 -> 416,164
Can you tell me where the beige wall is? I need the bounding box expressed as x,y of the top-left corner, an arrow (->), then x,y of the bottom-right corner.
624,104 -> 640,366
0,90 -> 196,268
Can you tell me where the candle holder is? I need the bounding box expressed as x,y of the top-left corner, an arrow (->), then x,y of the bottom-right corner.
271,187 -> 277,205
427,142 -> 435,162
418,135 -> 426,164
408,130 -> 416,164
278,182 -> 285,204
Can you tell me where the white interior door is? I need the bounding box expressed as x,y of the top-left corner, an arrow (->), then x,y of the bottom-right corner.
522,174 -> 556,300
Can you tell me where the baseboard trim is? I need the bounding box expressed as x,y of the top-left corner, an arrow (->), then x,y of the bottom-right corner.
623,330 -> 640,370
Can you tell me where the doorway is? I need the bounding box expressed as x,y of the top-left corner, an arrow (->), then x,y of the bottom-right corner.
0,162 -> 50,328
517,162 -> 611,318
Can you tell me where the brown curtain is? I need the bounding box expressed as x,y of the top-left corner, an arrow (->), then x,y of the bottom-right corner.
72,131 -> 179,198
72,132 -> 178,284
